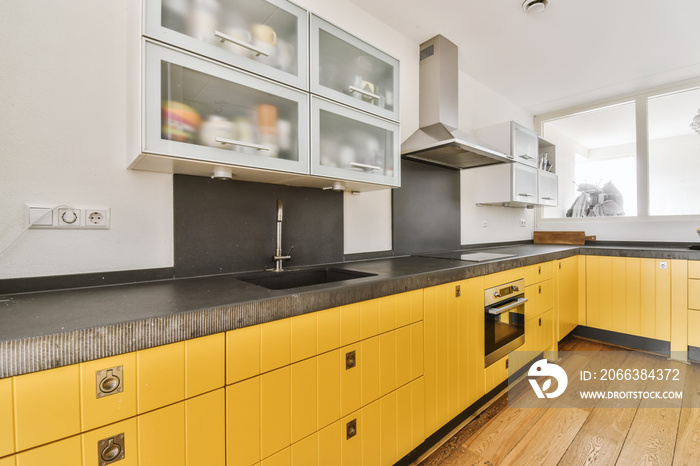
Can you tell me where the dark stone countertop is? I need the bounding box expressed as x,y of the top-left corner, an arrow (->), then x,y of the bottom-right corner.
1,243 -> 698,378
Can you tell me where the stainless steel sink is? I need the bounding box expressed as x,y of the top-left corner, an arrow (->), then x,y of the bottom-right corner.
238,267 -> 377,290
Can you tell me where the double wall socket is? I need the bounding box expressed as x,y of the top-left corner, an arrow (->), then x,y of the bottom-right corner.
27,206 -> 110,229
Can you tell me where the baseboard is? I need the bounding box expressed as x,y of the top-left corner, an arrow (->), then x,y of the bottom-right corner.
572,326 -> 671,356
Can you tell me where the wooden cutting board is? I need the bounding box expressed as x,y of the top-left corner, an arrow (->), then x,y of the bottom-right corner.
534,231 -> 596,245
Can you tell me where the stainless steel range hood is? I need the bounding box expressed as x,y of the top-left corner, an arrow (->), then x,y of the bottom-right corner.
401,35 -> 513,169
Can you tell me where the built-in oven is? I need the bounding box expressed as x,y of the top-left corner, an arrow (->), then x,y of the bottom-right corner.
484,279 -> 527,367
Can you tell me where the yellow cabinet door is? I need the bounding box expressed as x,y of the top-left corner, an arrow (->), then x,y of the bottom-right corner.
185,333 -> 225,398
291,312 -> 317,364
137,341 -> 185,414
261,367 -> 291,459
15,435 -> 81,466
361,400 -> 380,466
260,319 -> 291,374
317,306 -> 341,354
138,402 -> 186,466
339,303 -> 361,347
341,342 -> 362,417
359,337 -> 379,408
484,356 -> 508,394
291,358 -> 317,444
0,377 -> 14,457
291,433 -> 317,465
81,418 -> 137,466
13,364 -> 80,451
186,389 -> 225,466
317,349 -> 340,430
80,352 -> 137,432
317,421 -> 341,465
226,325 -> 261,385
226,377 -> 260,466
379,331 -> 397,397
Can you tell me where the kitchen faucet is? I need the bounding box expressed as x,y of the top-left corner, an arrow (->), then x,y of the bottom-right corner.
271,199 -> 293,271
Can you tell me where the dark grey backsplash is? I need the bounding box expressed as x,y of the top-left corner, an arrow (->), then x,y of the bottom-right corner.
173,175 -> 344,277
392,159 -> 461,254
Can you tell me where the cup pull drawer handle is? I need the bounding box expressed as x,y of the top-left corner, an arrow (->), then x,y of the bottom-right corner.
214,30 -> 270,57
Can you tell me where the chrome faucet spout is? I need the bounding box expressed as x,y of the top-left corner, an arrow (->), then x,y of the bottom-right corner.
271,199 -> 292,271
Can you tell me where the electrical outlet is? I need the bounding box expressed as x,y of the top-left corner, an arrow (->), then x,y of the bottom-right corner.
58,208 -> 81,227
85,209 -> 110,229
520,219 -> 527,227
26,205 -> 110,229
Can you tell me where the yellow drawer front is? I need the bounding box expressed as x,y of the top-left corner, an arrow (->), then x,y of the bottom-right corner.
341,343 -> 362,417
291,433 -> 317,465
81,418 -> 137,466
409,289 -> 424,324
317,421 -> 341,465
291,313 -> 317,363
186,389 -> 225,466
361,299 -> 381,340
689,261 -> 700,279
484,266 -> 526,289
138,402 -> 185,466
410,322 -> 424,380
378,295 -> 396,334
186,334 -> 225,398
380,391 -> 398,466
0,377 -> 14,457
379,331 -> 397,397
261,447 -> 290,466
524,284 -> 540,321
317,349 -> 340,430
137,342 -> 185,414
689,310 -> 700,347
395,325 -> 411,388
261,367 -> 291,459
15,435 -> 81,466
396,383 -> 412,460
226,377 -> 260,466
689,279 -> 700,310
359,337 -> 379,408
317,307 -> 341,354
339,303 -> 361,347
291,358 -> 317,444
13,364 -> 80,452
226,325 -> 260,385
361,400 -> 380,465
411,377 -> 426,450
80,352 -> 137,432
261,319 -> 291,374
395,291 -> 412,329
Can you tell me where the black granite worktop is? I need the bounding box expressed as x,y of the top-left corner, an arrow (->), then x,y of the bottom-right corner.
1,243 -> 698,378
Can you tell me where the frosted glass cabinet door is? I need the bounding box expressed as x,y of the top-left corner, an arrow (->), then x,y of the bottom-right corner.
144,0 -> 308,89
143,41 -> 309,175
311,15 -> 399,122
512,163 -> 538,204
312,98 -> 400,187
512,123 -> 538,168
538,171 -> 558,206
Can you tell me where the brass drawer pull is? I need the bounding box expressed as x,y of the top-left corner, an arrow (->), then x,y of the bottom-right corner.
346,351 -> 356,370
98,434 -> 125,466
96,366 -> 123,398
346,419 -> 357,439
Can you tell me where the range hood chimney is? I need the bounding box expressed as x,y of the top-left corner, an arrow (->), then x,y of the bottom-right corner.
401,35 -> 513,169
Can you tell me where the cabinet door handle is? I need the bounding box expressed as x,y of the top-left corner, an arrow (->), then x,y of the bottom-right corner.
350,162 -> 382,172
541,196 -> 554,200
518,193 -> 535,197
348,85 -> 380,101
518,154 -> 535,160
215,137 -> 270,151
539,317 -> 542,326
214,30 -> 270,57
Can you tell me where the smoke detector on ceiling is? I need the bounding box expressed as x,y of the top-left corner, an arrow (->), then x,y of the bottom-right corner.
522,0 -> 550,14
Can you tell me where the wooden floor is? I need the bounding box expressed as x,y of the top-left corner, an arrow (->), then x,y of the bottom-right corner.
418,336 -> 700,466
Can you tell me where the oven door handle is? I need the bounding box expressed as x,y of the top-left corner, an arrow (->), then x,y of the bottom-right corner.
487,297 -> 528,315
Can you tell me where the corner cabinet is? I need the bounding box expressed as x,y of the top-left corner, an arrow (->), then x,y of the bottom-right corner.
130,1 -> 401,192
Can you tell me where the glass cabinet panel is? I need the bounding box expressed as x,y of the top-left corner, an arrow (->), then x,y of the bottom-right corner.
537,171 -> 558,206
312,98 -> 399,187
143,41 -> 309,175
145,0 -> 308,89
311,15 -> 399,122
512,163 -> 538,204
512,123 -> 538,168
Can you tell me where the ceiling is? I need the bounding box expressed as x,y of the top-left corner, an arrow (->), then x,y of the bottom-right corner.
347,0 -> 700,116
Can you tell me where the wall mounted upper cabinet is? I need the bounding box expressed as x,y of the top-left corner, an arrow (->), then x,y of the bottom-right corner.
475,121 -> 538,168
312,97 -> 400,188
130,41 -> 310,180
473,163 -> 538,207
538,170 -> 558,206
310,15 -> 400,122
144,0 -> 309,90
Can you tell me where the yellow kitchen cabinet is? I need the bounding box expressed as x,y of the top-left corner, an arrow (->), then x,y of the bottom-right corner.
341,411 -> 362,465
81,418 -> 137,466
291,433 -> 317,465
379,331 -> 397,397
483,266 -> 527,289
291,358 -> 317,444
361,298 -> 381,340
689,310 -> 700,347
0,456 -> 13,466
525,280 -> 553,320
291,312 -> 317,363
341,342 -> 362,417
380,390 -> 398,466
360,337 -> 379,408
80,352 -> 137,432
689,278 -> 700,310
317,306 -> 341,354
185,333 -> 225,398
525,308 -> 554,355
339,303 -> 361,347
395,325 -> 411,388
361,400 -> 381,466
529,261 -> 553,284
186,389 -> 225,466
689,261 -> 700,279
15,435 -> 81,466
13,364 -> 80,452
137,341 -> 185,414
317,349 -> 340,429
226,377 -> 260,466
226,324 -> 260,385
379,295 -> 396,334
261,447 -> 290,466
137,401 -> 186,466
484,355 -> 508,394
0,378 -> 14,457
261,367 -> 291,459
556,256 -> 579,340
261,318 -> 291,374
317,421 -> 341,465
